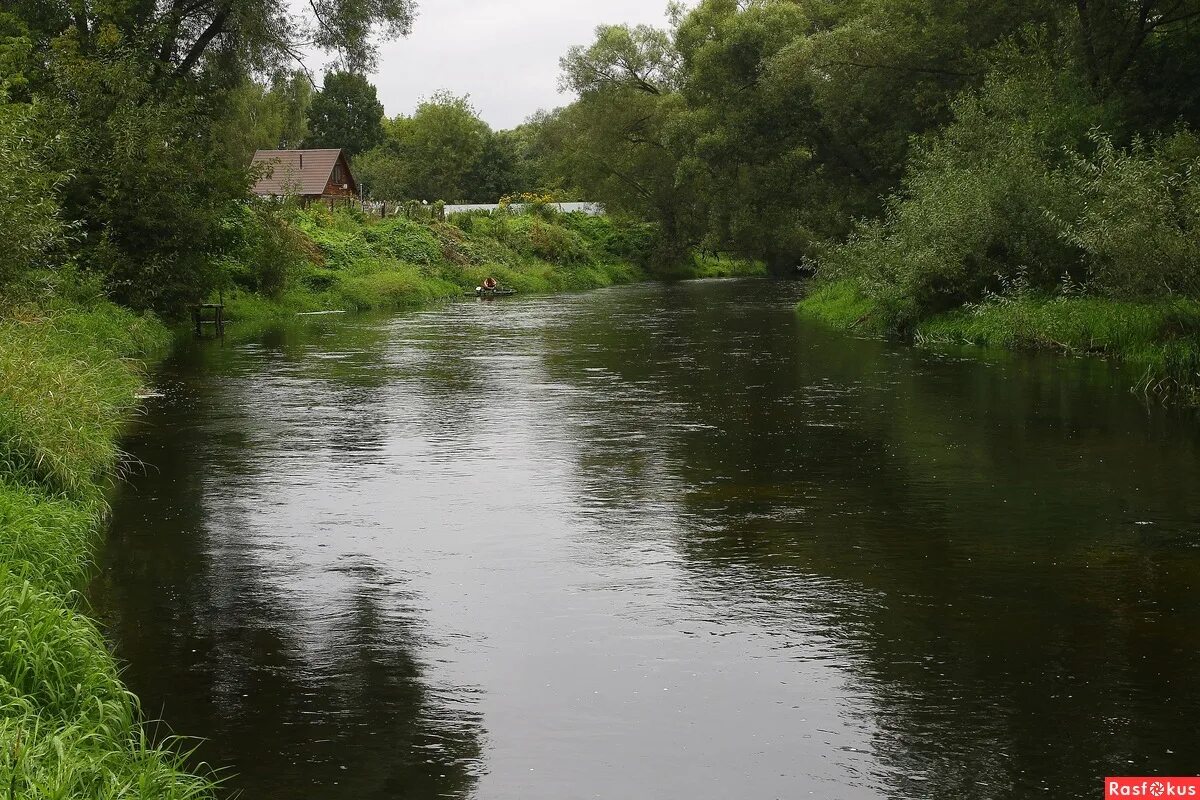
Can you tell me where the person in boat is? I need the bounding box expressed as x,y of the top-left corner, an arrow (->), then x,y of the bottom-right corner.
478,277 -> 499,295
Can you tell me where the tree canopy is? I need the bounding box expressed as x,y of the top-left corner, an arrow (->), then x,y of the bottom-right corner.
305,70 -> 385,156
356,92 -> 526,203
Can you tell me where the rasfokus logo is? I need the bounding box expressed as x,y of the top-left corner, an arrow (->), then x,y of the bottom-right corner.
1106,778 -> 1200,798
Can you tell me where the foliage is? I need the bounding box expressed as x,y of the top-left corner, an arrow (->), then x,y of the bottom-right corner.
820,43 -> 1101,330
217,203 -> 318,297
49,48 -> 248,313
10,0 -> 416,79
1054,130 -> 1200,299
820,35 -> 1200,334
220,207 -> 673,320
0,100 -> 64,286
305,70 -> 385,157
551,24 -> 700,268
0,295 -> 214,799
211,71 -> 313,168
356,92 -> 517,203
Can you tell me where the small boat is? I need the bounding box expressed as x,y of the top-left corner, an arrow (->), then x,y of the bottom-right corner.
469,277 -> 517,298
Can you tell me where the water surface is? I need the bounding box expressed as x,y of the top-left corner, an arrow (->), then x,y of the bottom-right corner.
97,280 -> 1200,799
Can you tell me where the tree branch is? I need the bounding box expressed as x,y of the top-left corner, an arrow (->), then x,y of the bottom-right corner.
173,1 -> 233,77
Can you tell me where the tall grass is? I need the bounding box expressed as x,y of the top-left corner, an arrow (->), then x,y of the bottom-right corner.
0,304 -> 169,495
915,295 -> 1200,401
221,207 -> 752,322
797,280 -> 1200,403
0,298 -> 216,798
795,280 -> 883,332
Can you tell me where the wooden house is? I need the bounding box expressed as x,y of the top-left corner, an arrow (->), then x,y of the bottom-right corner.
250,149 -> 358,204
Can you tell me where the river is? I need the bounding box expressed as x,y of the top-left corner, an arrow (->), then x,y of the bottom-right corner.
94,279 -> 1200,800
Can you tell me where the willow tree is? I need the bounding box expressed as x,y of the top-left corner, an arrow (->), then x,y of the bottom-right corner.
556,24 -> 703,269
6,0 -> 416,79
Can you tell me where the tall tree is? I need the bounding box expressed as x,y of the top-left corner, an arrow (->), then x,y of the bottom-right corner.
212,71 -> 313,167
6,0 -> 417,83
356,92 -> 502,202
556,24 -> 702,265
305,70 -> 385,156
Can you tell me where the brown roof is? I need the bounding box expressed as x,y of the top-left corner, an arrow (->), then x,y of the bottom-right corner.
250,149 -> 354,196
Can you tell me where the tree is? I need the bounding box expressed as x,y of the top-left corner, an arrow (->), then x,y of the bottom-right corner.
0,100 -> 64,286
6,0 -> 417,84
0,0 -> 417,314
555,24 -> 702,267
356,92 -> 506,202
305,70 -> 384,156
212,71 -> 313,168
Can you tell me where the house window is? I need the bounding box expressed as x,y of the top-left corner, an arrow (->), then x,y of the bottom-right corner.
333,164 -> 344,184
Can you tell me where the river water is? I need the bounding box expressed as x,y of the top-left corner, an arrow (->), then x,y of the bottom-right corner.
95,279 -> 1200,800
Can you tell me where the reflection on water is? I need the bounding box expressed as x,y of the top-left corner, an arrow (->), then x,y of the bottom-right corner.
96,280 -> 1200,800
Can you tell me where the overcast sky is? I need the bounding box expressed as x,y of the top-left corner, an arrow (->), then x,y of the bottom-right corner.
302,1 -> 674,130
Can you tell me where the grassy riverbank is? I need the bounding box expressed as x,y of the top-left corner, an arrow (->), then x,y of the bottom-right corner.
218,206 -> 763,323
798,280 -> 1200,402
0,289 -> 216,798
0,222 -> 759,795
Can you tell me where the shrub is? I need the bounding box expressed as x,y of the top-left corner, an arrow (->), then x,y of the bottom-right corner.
0,101 -> 65,287
823,40 -> 1102,329
1053,130 -> 1200,300
363,216 -> 442,264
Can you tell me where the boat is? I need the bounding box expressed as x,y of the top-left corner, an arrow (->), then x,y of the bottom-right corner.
468,277 -> 517,299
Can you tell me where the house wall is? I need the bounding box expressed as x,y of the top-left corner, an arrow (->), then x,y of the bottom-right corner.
322,179 -> 356,199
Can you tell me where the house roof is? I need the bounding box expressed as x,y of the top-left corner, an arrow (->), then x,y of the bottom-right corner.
250,149 -> 353,196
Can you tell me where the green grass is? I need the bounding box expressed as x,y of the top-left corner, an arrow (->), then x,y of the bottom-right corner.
916,295 -> 1200,401
689,254 -> 768,279
0,298 -> 216,798
220,208 -> 683,322
795,279 -> 885,332
797,279 -> 1200,402
0,304 -> 169,496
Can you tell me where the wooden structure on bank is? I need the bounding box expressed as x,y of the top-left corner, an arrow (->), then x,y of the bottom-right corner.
250,149 -> 358,205
193,303 -> 225,337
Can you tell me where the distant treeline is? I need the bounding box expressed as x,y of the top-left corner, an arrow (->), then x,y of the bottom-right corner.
2,0 -> 1199,321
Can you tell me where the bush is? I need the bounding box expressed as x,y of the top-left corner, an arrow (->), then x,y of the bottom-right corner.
217,204 -> 317,299
363,216 -> 442,265
823,41 -> 1103,330
0,101 -> 65,286
1054,130 -> 1200,300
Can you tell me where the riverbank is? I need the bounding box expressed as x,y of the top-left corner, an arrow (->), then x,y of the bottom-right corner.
0,231 -> 761,794
218,206 -> 764,323
798,280 -> 1200,403
0,291 -> 217,798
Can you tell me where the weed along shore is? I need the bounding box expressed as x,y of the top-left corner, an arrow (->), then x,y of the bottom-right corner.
0,298 -> 217,797
797,281 -> 1200,403
0,211 -> 759,797
215,205 -> 764,325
